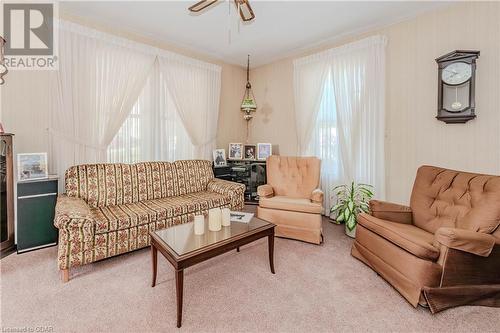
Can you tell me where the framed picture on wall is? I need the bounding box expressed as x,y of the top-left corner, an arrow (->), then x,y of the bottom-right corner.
228,143 -> 243,160
213,149 -> 227,167
257,143 -> 272,160
244,144 -> 256,160
17,152 -> 48,181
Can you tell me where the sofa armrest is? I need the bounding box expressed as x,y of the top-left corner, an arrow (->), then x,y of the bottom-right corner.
257,184 -> 274,198
310,188 -> 323,205
207,178 -> 246,210
434,227 -> 497,257
369,200 -> 413,224
54,194 -> 95,241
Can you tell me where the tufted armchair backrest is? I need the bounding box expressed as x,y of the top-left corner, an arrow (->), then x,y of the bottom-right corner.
65,160 -> 214,208
410,166 -> 500,234
266,156 -> 321,199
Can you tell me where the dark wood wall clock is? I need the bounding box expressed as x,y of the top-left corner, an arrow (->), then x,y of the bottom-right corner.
436,50 -> 479,124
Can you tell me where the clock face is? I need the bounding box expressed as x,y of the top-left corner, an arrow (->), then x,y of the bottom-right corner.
442,62 -> 472,85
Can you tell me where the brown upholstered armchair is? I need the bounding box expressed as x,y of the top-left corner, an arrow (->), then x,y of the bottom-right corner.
352,165 -> 500,313
257,156 -> 323,244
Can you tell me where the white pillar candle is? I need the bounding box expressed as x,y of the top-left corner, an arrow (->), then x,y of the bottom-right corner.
221,208 -> 231,227
208,208 -> 222,232
194,215 -> 205,235
222,225 -> 231,239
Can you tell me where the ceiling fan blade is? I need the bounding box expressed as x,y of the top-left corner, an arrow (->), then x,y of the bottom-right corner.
234,0 -> 255,22
188,0 -> 219,13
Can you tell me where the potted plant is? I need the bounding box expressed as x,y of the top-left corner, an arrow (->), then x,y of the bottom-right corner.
330,182 -> 374,238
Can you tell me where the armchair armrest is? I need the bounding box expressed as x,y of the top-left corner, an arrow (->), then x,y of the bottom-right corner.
257,184 -> 274,198
207,178 -> 246,210
369,200 -> 413,224
434,227 -> 497,257
54,194 -> 95,241
310,188 -> 324,205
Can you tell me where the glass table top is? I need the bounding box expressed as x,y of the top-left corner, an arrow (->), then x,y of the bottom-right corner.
153,216 -> 272,257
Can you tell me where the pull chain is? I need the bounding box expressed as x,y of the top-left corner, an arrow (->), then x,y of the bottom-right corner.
246,119 -> 250,144
227,0 -> 231,44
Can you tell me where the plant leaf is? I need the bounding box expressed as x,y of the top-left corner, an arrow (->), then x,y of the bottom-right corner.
346,215 -> 356,231
336,211 -> 345,222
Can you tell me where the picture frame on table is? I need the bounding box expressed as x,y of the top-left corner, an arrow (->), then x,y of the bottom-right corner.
244,144 -> 256,160
228,143 -> 243,160
213,149 -> 227,167
17,152 -> 48,181
257,143 -> 272,160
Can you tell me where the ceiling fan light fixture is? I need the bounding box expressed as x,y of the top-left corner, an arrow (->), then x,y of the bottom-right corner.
188,0 -> 219,13
234,0 -> 255,22
188,0 -> 255,22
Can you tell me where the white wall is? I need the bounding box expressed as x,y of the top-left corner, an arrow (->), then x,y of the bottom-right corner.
248,2 -> 500,204
0,12 -> 247,165
3,2 -> 500,206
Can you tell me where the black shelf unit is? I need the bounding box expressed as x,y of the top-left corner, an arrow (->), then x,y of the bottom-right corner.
213,160 -> 266,204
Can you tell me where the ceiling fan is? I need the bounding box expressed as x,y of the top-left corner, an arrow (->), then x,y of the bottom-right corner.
188,0 -> 255,22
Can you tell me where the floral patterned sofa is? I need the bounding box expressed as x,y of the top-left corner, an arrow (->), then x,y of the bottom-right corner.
54,160 -> 245,282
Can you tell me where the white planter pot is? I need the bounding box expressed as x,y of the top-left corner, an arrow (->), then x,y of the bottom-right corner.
345,224 -> 356,238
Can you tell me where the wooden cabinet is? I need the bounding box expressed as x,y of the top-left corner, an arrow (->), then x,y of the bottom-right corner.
17,176 -> 59,253
0,134 -> 15,254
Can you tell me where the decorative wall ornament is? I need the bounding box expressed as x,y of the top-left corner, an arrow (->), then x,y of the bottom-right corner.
0,36 -> 8,85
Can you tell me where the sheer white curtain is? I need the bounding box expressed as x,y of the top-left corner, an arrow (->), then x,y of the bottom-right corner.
296,35 -> 387,212
50,21 -> 156,187
49,21 -> 222,191
306,73 -> 340,215
331,36 -> 387,201
158,55 -> 221,160
108,61 -> 195,163
293,54 -> 330,155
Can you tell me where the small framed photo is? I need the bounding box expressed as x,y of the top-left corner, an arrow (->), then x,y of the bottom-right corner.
257,143 -> 272,160
244,144 -> 256,160
228,143 -> 243,160
213,149 -> 227,167
17,152 -> 48,181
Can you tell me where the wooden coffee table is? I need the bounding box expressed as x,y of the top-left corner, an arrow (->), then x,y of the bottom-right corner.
149,214 -> 275,328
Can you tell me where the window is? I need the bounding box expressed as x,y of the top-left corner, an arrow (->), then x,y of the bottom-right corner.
107,67 -> 195,163
307,72 -> 338,167
307,72 -> 339,214
107,100 -> 141,163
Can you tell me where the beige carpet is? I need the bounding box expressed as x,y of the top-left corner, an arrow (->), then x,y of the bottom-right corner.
1,217 -> 499,333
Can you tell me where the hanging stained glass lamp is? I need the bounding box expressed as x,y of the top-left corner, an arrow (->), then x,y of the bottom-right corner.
241,54 -> 257,121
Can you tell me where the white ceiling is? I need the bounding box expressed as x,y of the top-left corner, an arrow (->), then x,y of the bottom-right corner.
61,1 -> 449,68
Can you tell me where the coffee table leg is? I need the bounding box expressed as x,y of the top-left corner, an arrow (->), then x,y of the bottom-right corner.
175,269 -> 184,328
268,232 -> 275,274
151,244 -> 157,287
236,246 -> 240,252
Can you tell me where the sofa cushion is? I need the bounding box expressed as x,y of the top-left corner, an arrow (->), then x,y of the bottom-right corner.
266,156 -> 321,199
410,166 -> 500,234
173,160 -> 217,196
91,191 -> 230,234
259,196 -> 322,214
65,160 -> 214,208
357,213 -> 440,261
